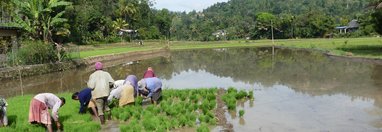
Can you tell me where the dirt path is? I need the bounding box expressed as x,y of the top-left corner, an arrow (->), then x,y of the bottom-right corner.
215,88 -> 233,132
100,120 -> 120,132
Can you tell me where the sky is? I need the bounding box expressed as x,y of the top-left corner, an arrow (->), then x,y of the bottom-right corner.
152,0 -> 229,12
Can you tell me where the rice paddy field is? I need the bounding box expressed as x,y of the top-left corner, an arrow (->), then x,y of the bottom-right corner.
0,88 -> 253,132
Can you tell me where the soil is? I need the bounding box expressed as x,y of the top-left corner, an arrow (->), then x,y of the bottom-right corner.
215,88 -> 234,132
100,120 -> 120,132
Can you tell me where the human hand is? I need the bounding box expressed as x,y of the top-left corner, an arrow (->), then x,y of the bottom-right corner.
56,121 -> 61,130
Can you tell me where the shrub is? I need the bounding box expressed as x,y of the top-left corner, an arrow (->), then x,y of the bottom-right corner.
13,41 -> 65,65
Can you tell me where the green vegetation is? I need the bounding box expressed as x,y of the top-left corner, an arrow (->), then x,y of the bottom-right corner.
171,0 -> 380,41
222,87 -> 253,110
0,93 -> 100,132
196,123 -> 210,132
0,88 -> 252,131
8,41 -> 69,65
2,0 -> 382,66
239,110 -> 245,117
71,37 -> 382,61
110,88 -> 248,131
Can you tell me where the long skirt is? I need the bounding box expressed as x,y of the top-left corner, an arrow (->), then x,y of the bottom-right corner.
119,84 -> 135,107
28,99 -> 51,125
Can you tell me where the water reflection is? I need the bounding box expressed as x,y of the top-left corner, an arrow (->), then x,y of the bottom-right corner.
1,47 -> 382,131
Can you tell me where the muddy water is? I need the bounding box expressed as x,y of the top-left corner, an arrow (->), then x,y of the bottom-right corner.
2,47 -> 382,131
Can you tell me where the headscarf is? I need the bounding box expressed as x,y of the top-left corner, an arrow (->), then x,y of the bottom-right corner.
95,62 -> 103,70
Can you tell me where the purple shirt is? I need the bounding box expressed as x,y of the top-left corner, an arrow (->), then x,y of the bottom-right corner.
125,75 -> 138,96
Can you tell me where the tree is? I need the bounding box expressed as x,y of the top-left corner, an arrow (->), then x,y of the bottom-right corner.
12,0 -> 72,42
117,0 -> 137,27
112,18 -> 129,31
370,0 -> 382,35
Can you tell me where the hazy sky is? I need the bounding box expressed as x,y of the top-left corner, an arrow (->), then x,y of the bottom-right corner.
152,0 -> 229,12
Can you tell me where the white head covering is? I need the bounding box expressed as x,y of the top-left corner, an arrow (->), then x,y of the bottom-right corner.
137,79 -> 146,90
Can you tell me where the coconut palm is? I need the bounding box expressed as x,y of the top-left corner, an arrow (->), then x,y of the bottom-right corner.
112,18 -> 129,31
118,0 -> 137,24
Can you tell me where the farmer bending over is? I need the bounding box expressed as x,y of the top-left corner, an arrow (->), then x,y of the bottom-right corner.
143,67 -> 156,78
138,77 -> 162,105
28,93 -> 65,132
72,88 -> 98,117
108,75 -> 138,107
0,97 -> 8,127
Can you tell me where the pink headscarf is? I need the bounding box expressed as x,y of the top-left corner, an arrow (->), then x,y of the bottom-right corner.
95,62 -> 103,70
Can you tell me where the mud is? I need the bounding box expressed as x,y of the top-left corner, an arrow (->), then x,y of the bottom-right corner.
215,88 -> 233,132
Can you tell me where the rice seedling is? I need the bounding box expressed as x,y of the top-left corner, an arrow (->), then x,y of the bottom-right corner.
196,123 -> 210,132
239,110 -> 245,117
135,96 -> 143,106
178,115 -> 188,127
207,93 -> 216,100
248,90 -> 254,100
1,87 -> 252,131
208,100 -> 216,110
227,87 -> 238,94
236,90 -> 248,99
189,94 -> 198,103
142,115 -> 160,131
120,118 -> 142,132
0,93 -> 100,132
199,114 -> 207,123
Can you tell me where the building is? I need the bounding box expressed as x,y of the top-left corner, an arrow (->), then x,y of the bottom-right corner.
0,9 -> 21,67
212,30 -> 227,40
335,19 -> 359,33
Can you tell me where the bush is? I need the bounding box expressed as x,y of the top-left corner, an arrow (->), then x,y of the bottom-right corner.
12,41 -> 67,65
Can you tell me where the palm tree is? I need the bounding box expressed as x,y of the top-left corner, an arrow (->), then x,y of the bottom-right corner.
112,18 -> 129,31
118,0 -> 137,25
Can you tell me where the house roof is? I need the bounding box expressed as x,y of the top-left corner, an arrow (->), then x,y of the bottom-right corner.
0,26 -> 21,30
348,20 -> 359,28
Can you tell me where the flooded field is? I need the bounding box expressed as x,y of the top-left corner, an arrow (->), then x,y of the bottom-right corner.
1,47 -> 382,131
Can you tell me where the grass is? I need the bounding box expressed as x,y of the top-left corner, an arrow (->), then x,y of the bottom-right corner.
73,37 -> 382,59
0,93 -> 100,132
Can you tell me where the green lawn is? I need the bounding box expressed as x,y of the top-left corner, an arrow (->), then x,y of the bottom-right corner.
74,37 -> 382,59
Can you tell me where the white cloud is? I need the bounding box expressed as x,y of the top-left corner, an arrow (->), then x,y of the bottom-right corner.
153,0 -> 229,12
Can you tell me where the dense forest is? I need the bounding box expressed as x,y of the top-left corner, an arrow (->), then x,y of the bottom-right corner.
1,0 -> 382,44
171,0 -> 382,41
